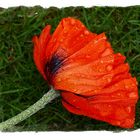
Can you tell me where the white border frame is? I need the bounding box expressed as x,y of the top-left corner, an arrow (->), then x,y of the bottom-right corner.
0,1 -> 140,140
0,0 -> 140,8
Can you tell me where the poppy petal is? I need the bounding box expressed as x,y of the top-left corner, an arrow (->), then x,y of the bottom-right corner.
61,91 -> 137,128
53,54 -> 125,95
33,25 -> 51,80
45,17 -> 96,62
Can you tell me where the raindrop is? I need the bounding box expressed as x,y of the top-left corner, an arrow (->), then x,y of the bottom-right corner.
107,78 -> 111,82
94,90 -> 98,93
108,105 -> 111,108
57,78 -> 62,82
86,55 -> 90,58
73,89 -> 78,92
75,27 -> 79,30
129,92 -> 137,98
53,38 -> 56,43
136,81 -> 138,85
125,85 -> 129,89
70,18 -> 76,25
81,74 -> 85,78
99,69 -> 103,72
126,106 -> 131,113
73,99 -> 76,102
64,30 -> 68,34
60,39 -> 63,42
115,84 -> 119,87
80,34 -> 84,37
117,93 -> 121,96
116,121 -> 121,125
100,60 -> 104,64
84,30 -> 90,35
106,65 -> 113,71
131,84 -> 135,87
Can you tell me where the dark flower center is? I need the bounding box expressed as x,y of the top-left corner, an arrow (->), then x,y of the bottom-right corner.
44,54 -> 64,84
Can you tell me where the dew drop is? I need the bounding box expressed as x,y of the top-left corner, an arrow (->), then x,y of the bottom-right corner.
86,55 -> 90,58
57,78 -> 62,82
106,65 -> 113,71
129,92 -> 137,98
98,68 -> 103,72
117,93 -> 121,96
73,89 -> 78,92
64,30 -> 68,34
84,30 -> 90,35
108,105 -> 111,108
60,39 -> 64,42
107,78 -> 111,82
132,83 -> 135,87
100,60 -> 104,64
81,74 -> 85,78
118,53 -> 121,56
73,99 -> 76,102
94,90 -> 98,93
126,106 -> 131,113
115,84 -> 118,87
116,121 -> 121,125
70,18 -> 76,25
53,38 -> 56,43
80,34 -> 84,37
125,85 -> 129,89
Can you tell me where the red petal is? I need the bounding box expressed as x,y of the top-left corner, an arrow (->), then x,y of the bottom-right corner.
61,91 -> 137,128
45,17 -> 96,61
32,25 -> 51,79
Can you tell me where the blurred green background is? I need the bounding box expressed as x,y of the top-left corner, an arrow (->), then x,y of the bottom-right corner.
0,6 -> 140,131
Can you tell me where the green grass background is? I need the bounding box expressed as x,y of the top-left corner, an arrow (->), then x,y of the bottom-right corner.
0,6 -> 140,131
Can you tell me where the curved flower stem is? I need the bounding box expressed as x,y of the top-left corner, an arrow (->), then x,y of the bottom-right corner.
0,88 -> 60,131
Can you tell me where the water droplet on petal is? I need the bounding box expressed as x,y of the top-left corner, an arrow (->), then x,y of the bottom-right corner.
70,18 -> 76,25
75,27 -> 79,30
80,34 -> 84,37
132,84 -> 135,87
125,85 -> 129,89
99,69 -> 102,72
64,30 -> 68,34
116,121 -> 121,125
129,92 -> 137,98
108,105 -> 111,108
53,38 -> 56,43
73,99 -> 76,102
107,78 -> 111,82
100,60 -> 104,64
60,39 -> 63,42
81,74 -> 85,78
136,80 -> 138,85
86,55 -> 90,58
94,90 -> 98,93
115,84 -> 119,88
126,106 -> 131,113
106,65 -> 113,71
73,89 -> 78,92
117,93 -> 121,96
84,30 -> 90,35
57,78 -> 62,82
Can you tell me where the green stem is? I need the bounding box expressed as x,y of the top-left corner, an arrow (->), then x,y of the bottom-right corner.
0,88 -> 60,131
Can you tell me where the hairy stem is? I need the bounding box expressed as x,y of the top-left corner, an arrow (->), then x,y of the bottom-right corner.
0,88 -> 60,131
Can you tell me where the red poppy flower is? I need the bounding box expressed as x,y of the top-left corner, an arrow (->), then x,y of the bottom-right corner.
32,17 -> 138,128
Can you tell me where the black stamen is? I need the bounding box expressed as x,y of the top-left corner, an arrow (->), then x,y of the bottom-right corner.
44,54 -> 64,84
